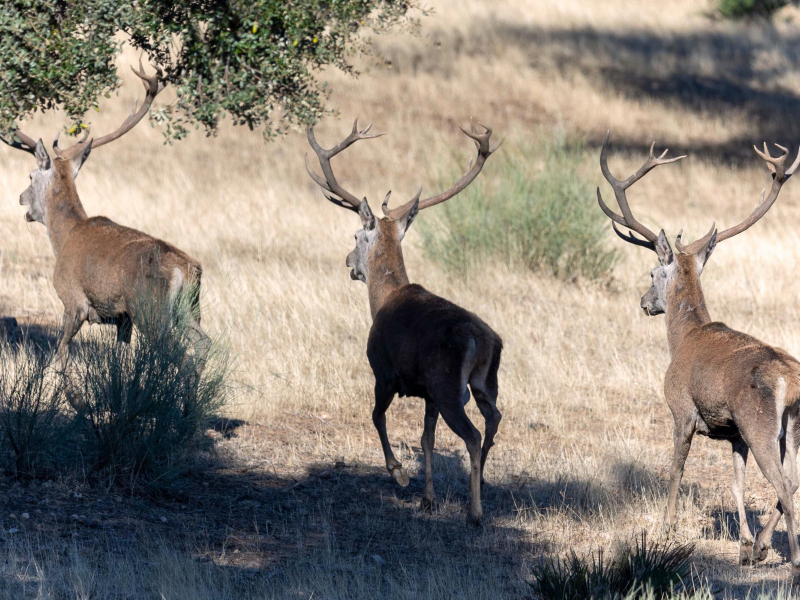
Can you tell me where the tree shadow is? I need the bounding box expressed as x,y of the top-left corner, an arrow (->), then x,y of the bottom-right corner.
0,316 -> 59,354
495,23 -> 800,163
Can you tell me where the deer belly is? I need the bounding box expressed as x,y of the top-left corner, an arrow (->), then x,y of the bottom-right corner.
695,411 -> 739,440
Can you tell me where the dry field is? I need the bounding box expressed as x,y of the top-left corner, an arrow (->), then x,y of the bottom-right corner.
6,0 -> 800,597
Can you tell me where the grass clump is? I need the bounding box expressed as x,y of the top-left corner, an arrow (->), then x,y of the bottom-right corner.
0,289 -> 228,492
417,134 -> 615,281
531,532 -> 698,600
0,340 -> 68,477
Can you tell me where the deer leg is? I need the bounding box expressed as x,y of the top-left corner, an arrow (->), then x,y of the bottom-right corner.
731,438 -> 756,564
752,411 -> 800,565
664,413 -> 696,534
436,388 -> 484,525
470,376 -> 501,487
421,397 -> 439,512
115,314 -> 133,344
57,305 -> 88,410
372,381 -> 408,487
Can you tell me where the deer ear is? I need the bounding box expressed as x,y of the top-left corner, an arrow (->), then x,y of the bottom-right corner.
397,197 -> 419,239
34,140 -> 51,171
655,230 -> 674,266
70,140 -> 92,179
694,229 -> 717,274
358,198 -> 376,231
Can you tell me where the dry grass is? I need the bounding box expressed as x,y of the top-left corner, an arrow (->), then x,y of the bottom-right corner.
5,0 -> 800,597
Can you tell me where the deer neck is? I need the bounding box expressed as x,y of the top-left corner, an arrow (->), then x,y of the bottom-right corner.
367,228 -> 410,320
665,255 -> 711,357
45,161 -> 88,258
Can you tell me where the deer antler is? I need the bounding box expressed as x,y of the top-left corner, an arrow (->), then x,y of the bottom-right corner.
381,120 -> 500,219
0,128 -> 38,155
675,142 -> 800,253
597,131 -> 686,251
52,59 -> 166,160
305,119 -> 386,212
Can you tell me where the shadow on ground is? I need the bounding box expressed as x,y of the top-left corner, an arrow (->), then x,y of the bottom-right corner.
378,19 -> 800,164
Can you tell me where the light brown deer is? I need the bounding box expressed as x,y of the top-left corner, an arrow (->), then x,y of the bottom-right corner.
306,120 -> 502,524
598,132 -> 800,566
0,62 -> 210,405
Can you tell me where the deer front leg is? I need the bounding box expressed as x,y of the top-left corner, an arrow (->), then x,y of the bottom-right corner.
664,413 -> 696,534
421,398 -> 439,511
372,381 -> 408,487
731,438 -> 757,564
57,305 -> 88,410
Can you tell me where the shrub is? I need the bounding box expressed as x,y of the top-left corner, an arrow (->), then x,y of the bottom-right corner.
0,336 -> 67,477
531,532 -> 697,600
718,0 -> 795,18
417,135 -> 616,281
68,288 -> 228,490
0,291 -> 229,492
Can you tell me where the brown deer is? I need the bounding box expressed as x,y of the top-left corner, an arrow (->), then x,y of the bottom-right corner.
598,131 -> 800,566
0,62 -> 210,405
305,120 -> 503,524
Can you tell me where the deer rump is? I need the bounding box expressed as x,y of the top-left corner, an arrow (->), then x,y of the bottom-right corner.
366,284 -> 502,402
55,216 -> 201,325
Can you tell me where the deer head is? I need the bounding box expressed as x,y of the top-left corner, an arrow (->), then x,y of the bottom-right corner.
305,119 -> 499,285
597,132 -> 799,316
1,60 -> 165,225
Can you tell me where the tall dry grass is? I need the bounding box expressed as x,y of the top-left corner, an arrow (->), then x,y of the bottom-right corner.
4,0 -> 800,596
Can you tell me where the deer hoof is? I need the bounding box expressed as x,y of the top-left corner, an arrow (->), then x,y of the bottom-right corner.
467,511 -> 483,527
421,496 -> 434,512
389,466 -> 409,487
739,538 -> 755,566
752,541 -> 770,563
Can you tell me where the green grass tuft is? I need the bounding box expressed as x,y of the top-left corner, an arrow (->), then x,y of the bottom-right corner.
531,532 -> 698,599
417,134 -> 616,281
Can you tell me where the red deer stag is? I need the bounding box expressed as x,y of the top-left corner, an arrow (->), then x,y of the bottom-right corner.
598,132 -> 800,566
0,62 -> 210,406
305,120 -> 503,524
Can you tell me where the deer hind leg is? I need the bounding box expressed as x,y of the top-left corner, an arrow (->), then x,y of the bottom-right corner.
731,438 -> 757,564
57,304 -> 88,410
470,365 -> 501,487
664,411 -> 696,534
435,385 -> 484,525
372,380 -> 408,487
752,403 -> 800,565
420,397 -> 439,511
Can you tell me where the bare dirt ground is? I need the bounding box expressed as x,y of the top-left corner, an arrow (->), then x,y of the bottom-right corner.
5,0 -> 800,597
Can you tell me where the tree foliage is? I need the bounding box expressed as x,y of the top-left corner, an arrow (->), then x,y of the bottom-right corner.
0,0 -> 421,142
719,0 -> 797,18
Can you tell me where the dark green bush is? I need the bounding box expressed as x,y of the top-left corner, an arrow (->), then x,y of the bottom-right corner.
719,0 -> 794,18
417,135 -> 616,281
531,533 -> 697,600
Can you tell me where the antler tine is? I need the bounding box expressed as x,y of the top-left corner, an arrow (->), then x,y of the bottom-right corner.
598,131 -> 683,251
0,128 -> 38,155
306,119 -> 386,211
382,120 -> 498,220
676,141 -> 799,253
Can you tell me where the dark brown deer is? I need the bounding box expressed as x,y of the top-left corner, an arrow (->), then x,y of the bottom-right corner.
598,131 -> 800,566
0,62 -> 210,405
306,120 -> 503,523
